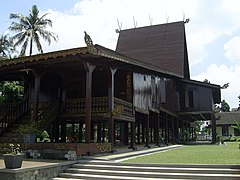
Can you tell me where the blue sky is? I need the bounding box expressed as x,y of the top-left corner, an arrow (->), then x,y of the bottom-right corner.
1,0 -> 240,109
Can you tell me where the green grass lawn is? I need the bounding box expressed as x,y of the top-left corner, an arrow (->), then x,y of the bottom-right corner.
124,142 -> 240,165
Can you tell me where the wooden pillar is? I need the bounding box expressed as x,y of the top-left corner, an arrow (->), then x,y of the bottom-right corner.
108,68 -> 116,145
97,122 -> 102,143
165,114 -> 169,145
83,62 -> 95,144
124,122 -> 129,145
141,120 -> 145,143
145,114 -> 150,148
211,113 -> 216,144
137,121 -> 141,144
53,121 -> 59,142
155,114 -> 160,146
175,118 -> 180,144
61,119 -> 66,142
102,122 -> 106,143
171,117 -> 175,144
31,69 -> 44,122
60,73 -> 67,110
130,121 -> 136,149
79,123 -> 83,142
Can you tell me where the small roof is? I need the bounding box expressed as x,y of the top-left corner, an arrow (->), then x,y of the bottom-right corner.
116,21 -> 190,79
215,112 -> 240,125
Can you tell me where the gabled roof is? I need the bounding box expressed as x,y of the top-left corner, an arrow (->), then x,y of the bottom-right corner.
215,112 -> 240,125
116,21 -> 190,79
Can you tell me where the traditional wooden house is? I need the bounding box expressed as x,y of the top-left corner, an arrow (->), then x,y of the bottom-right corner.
214,112 -> 240,139
0,21 -> 221,154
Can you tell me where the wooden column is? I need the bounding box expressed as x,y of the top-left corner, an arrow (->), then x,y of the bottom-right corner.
108,68 -> 116,145
97,122 -> 102,143
124,122 -> 129,145
102,123 -> 106,143
137,121 -> 141,144
155,114 -> 160,146
171,117 -> 175,144
145,114 -> 150,148
130,121 -> 136,149
141,121 -> 145,143
79,123 -> 83,142
31,68 -> 44,122
61,119 -> 66,142
108,68 -> 116,144
175,118 -> 180,144
83,62 -> 95,144
211,113 -> 216,144
165,114 -> 169,145
53,121 -> 59,142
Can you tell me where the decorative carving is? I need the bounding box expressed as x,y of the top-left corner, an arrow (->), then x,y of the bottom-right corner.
84,31 -> 98,54
84,31 -> 93,47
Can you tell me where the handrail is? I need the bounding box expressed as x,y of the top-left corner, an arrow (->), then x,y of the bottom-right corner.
0,99 -> 29,135
37,100 -> 60,129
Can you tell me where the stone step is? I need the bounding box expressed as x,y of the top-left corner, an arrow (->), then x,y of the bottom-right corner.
73,163 -> 240,174
55,160 -> 240,180
62,167 -> 240,180
55,172 -> 181,180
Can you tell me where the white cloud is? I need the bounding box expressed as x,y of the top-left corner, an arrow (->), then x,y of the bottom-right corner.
39,0 -> 200,53
192,64 -> 240,108
224,36 -> 240,63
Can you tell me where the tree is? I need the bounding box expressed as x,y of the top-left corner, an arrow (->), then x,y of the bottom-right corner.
8,5 -> 58,56
0,81 -> 24,103
220,99 -> 230,112
0,34 -> 15,60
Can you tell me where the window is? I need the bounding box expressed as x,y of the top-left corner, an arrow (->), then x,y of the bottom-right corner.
185,90 -> 194,108
222,127 -> 229,136
234,128 -> 240,136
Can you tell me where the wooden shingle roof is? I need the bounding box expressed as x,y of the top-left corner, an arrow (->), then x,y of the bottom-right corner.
116,21 -> 190,79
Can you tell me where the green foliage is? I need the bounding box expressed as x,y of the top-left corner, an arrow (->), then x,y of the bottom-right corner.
0,34 -> 15,60
220,99 -> 230,112
8,4 -> 58,56
16,123 -> 43,137
194,121 -> 204,133
0,81 -> 24,103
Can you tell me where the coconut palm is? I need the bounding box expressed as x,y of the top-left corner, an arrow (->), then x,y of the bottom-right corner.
0,34 -> 15,60
9,5 -> 58,56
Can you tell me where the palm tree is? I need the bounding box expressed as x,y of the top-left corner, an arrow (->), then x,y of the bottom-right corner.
8,5 -> 58,56
0,34 -> 15,60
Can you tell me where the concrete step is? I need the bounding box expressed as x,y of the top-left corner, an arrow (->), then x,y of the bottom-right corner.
73,162 -> 240,174
54,160 -> 240,180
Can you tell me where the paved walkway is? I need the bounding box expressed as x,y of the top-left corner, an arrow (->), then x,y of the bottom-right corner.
83,144 -> 183,162
0,144 -> 182,169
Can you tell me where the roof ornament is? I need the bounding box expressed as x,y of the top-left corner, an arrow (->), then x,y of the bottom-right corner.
115,18 -> 122,33
184,18 -> 190,23
221,83 -> 229,89
84,31 -> 98,54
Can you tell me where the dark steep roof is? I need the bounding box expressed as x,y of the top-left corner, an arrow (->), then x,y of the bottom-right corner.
116,21 -> 190,79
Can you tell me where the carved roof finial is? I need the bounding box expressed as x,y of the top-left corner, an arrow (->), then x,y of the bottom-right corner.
84,31 -> 93,47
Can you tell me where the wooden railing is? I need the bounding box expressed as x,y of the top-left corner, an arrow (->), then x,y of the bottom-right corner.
0,100 -> 29,135
65,97 -> 108,113
65,97 -> 133,117
114,98 -> 133,116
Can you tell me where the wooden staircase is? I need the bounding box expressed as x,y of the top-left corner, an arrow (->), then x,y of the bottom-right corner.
0,99 -> 60,144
